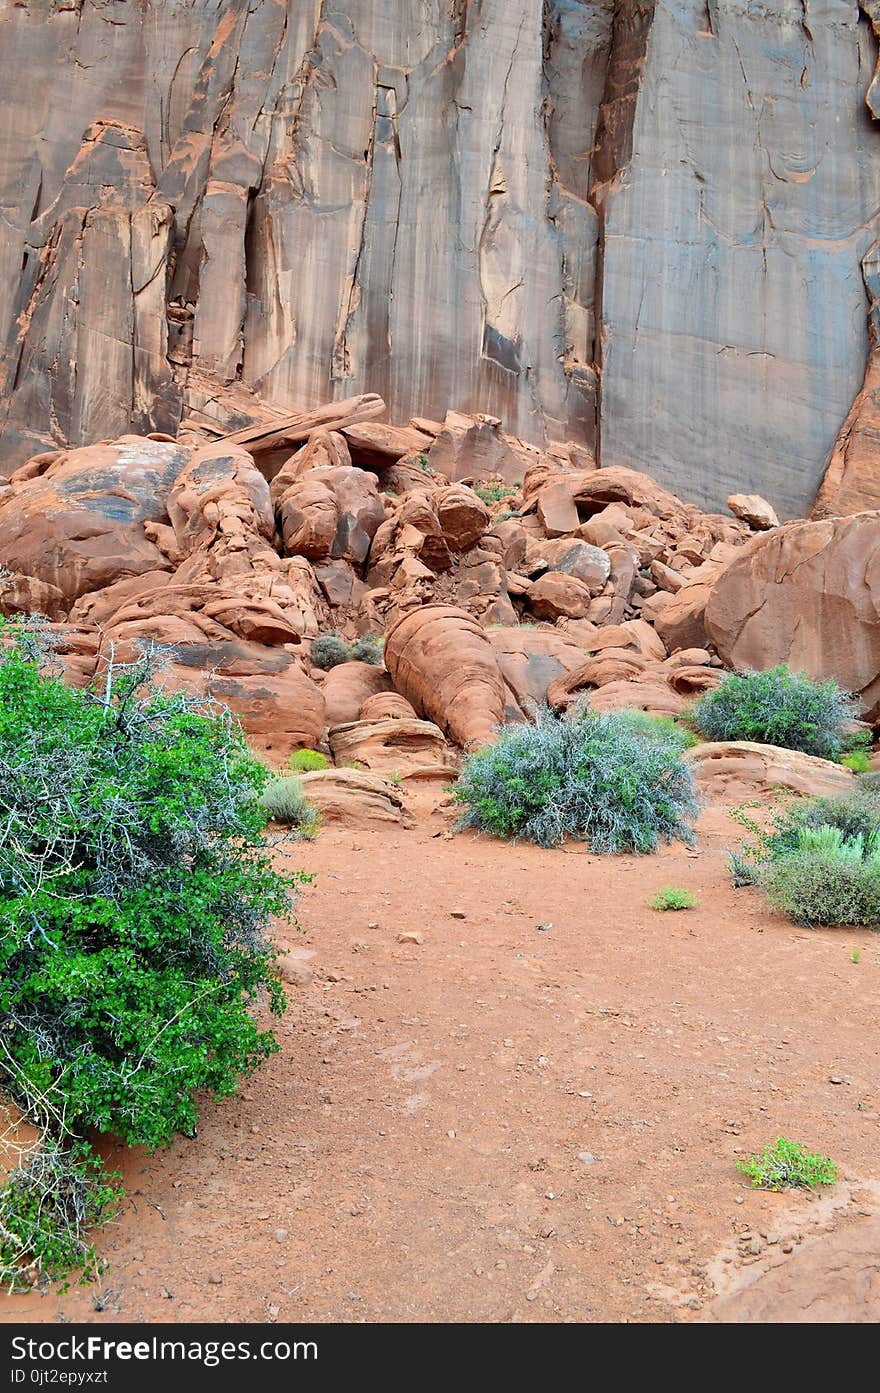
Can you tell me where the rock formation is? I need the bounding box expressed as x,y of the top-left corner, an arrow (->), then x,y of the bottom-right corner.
704,513 -> 880,719
2,3 -> 880,518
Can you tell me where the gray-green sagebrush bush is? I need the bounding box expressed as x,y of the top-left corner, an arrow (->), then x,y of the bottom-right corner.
453,708 -> 698,852
0,619 -> 309,1285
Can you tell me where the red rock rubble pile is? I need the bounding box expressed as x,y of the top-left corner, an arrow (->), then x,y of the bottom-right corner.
2,393 -> 877,780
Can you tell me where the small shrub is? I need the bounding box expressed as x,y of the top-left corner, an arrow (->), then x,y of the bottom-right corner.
736,1138 -> 838,1192
493,509 -> 521,524
260,775 -> 319,836
310,633 -> 384,670
310,634 -> 352,671
763,842 -> 880,927
0,1139 -> 121,1290
289,748 -> 329,773
648,885 -> 698,911
474,482 -> 516,506
693,666 -> 853,760
727,787 -> 880,925
841,750 -> 872,773
350,633 -> 384,666
763,787 -> 880,862
453,708 -> 698,853
610,709 -> 698,752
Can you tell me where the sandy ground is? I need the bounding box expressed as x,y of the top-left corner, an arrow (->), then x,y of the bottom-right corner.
4,793 -> 880,1324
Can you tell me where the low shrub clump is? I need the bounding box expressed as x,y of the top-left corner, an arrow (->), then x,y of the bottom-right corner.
260,774 -> 319,836
310,632 -> 384,670
611,709 -> 698,752
736,1138 -> 838,1192
0,620 -> 308,1285
289,748 -> 329,773
310,634 -> 352,670
693,665 -> 853,760
474,481 -> 516,506
841,750 -> 872,773
0,1139 -> 122,1289
453,708 -> 698,853
727,787 -> 880,927
648,885 -> 698,911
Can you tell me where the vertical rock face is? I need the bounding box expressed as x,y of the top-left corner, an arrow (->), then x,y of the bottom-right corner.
0,1 -> 878,517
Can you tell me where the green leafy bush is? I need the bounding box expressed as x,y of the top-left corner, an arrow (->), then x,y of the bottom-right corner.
648,885 -> 698,911
763,839 -> 880,927
0,1139 -> 121,1289
259,775 -> 319,835
289,748 -> 329,773
0,622 -> 308,1281
611,709 -> 698,752
736,1138 -> 838,1192
453,708 -> 698,852
841,750 -> 872,773
693,665 -> 853,760
474,481 -> 516,506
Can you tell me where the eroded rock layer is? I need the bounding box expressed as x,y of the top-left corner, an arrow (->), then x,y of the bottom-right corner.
1,2 -> 879,516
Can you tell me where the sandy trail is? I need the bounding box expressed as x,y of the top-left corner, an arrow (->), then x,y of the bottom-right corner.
4,803 -> 879,1323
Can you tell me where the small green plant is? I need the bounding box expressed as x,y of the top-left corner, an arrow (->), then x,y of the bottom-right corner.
310,633 -> 384,670
841,750 -> 872,773
648,885 -> 698,911
610,709 -> 698,752
693,666 -> 853,761
259,774 -> 319,836
415,453 -> 435,475
0,1139 -> 122,1290
350,633 -> 384,666
289,748 -> 329,773
852,948 -> 862,963
453,707 -> 698,853
474,481 -> 516,506
493,509 -> 522,525
736,1138 -> 838,1192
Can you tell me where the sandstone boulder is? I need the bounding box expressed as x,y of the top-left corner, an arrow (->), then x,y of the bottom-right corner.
434,485 -> 490,552
0,437 -> 184,608
686,741 -> 855,803
168,441 -> 274,555
298,768 -> 409,827
488,627 -> 587,716
527,572 -> 593,621
328,717 -> 457,777
726,493 -> 779,531
384,604 -> 506,748
320,661 -> 392,727
704,514 -> 880,718
359,692 -> 418,721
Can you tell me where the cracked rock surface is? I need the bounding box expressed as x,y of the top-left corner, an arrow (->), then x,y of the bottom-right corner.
1,2 -> 879,516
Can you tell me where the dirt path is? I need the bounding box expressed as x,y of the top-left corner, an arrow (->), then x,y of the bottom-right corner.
5,801 -> 880,1323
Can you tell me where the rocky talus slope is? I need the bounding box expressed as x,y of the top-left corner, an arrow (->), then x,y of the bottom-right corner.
2,2 -> 880,518
2,397 -> 878,803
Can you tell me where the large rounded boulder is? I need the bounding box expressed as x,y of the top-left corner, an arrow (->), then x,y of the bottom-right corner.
384,604 -> 506,748
704,514 -> 880,718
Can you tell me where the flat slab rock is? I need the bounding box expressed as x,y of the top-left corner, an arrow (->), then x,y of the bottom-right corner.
686,740 -> 855,802
707,1213 -> 880,1324
298,768 -> 411,827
